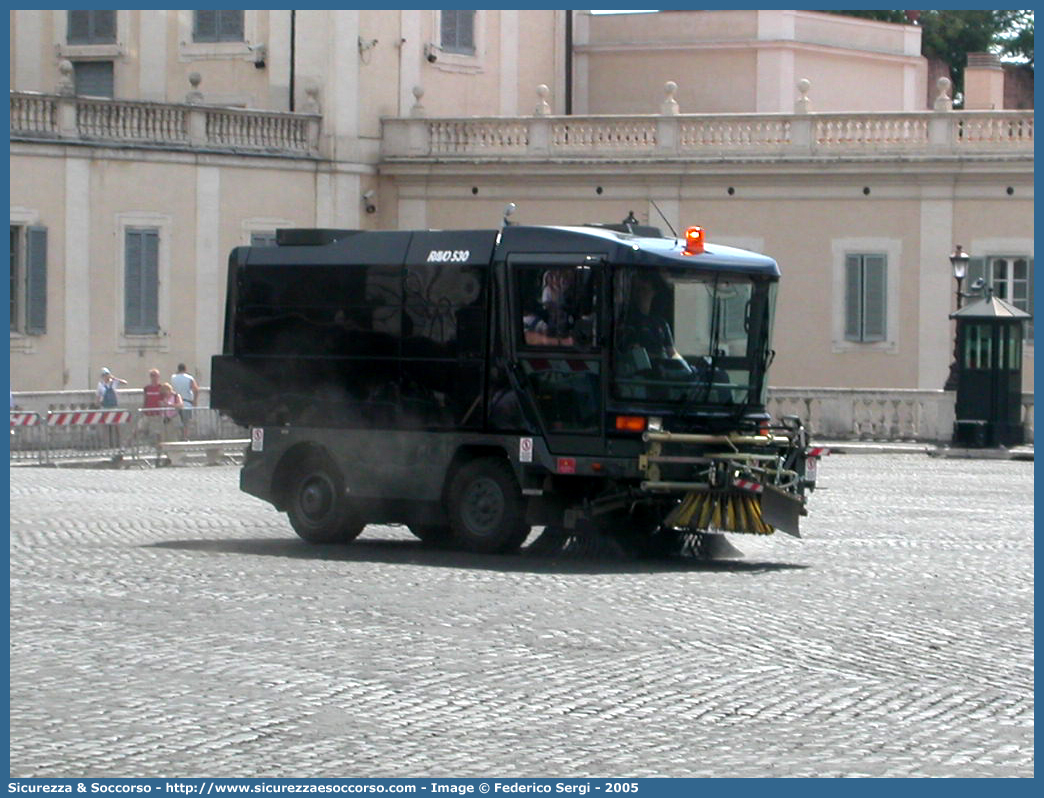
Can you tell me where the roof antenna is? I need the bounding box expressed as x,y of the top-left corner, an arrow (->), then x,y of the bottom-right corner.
622,210 -> 638,233
502,202 -> 517,227
649,199 -> 678,238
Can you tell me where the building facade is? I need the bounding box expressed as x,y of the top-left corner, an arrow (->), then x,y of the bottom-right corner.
9,9 -> 1034,394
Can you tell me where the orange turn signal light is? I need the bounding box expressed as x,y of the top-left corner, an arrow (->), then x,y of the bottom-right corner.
683,226 -> 705,256
615,415 -> 647,432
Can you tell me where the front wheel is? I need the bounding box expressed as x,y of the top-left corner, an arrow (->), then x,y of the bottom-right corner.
446,457 -> 529,554
286,454 -> 365,544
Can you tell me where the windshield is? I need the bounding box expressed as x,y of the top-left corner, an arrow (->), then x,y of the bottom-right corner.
612,267 -> 776,407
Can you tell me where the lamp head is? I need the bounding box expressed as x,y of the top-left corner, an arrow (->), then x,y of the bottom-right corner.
950,245 -> 970,280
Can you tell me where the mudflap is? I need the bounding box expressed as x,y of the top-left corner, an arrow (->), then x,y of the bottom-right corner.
760,484 -> 803,538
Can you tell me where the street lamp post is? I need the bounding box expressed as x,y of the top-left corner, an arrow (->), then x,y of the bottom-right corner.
943,245 -> 971,391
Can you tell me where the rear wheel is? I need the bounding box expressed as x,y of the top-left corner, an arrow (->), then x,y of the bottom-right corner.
446,457 -> 529,554
286,454 -> 365,544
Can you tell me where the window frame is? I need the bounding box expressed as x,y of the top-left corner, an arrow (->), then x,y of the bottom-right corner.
843,253 -> 888,344
66,10 -> 117,45
984,254 -> 1033,341
968,239 -> 1034,346
72,60 -> 115,98
178,10 -> 258,63
431,10 -> 485,73
511,260 -> 602,353
440,10 -> 476,55
9,212 -> 47,347
192,10 -> 245,43
115,212 -> 172,353
831,238 -> 900,354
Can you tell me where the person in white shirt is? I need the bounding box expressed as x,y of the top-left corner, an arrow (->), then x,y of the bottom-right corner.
169,363 -> 199,440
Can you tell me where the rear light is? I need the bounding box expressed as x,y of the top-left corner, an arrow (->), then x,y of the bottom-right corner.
615,415 -> 647,432
683,226 -> 705,256
758,422 -> 771,436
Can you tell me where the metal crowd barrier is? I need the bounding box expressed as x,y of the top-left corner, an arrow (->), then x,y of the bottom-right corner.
9,407 -> 248,466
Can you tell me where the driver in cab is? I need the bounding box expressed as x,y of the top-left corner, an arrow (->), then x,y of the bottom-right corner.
618,273 -> 693,378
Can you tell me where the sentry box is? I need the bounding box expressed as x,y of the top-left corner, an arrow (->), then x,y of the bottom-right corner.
211,215 -> 824,556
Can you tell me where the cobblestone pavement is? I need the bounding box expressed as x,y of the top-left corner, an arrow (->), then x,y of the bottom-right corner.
9,455 -> 1033,778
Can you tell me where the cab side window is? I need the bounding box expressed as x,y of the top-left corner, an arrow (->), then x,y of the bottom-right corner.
516,264 -> 597,349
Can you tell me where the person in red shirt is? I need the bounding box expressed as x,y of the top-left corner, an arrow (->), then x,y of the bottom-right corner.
141,368 -> 164,449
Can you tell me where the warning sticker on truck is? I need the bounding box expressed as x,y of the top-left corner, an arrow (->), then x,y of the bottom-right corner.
519,437 -> 533,463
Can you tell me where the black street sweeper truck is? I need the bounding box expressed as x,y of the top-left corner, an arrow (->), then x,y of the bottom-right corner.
211,216 -> 825,555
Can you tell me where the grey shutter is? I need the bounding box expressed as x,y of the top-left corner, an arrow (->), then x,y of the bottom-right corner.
142,230 -> 159,332
125,230 -> 143,332
442,10 -> 475,54
74,61 -> 114,98
218,10 -> 244,40
843,255 -> 861,341
68,11 -> 115,44
194,10 -> 217,41
1027,257 -> 1034,341
250,232 -> 277,247
25,226 -> 47,335
126,229 -> 159,334
92,11 -> 116,42
862,255 -> 887,341
966,256 -> 985,295
458,10 -> 475,52
67,11 -> 90,43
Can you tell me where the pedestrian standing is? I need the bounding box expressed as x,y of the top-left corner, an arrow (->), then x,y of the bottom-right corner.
158,382 -> 184,445
96,367 -> 128,446
170,363 -> 199,441
141,368 -> 164,453
96,367 -> 127,408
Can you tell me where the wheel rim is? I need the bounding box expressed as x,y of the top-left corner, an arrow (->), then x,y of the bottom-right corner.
299,473 -> 335,524
461,476 -> 504,536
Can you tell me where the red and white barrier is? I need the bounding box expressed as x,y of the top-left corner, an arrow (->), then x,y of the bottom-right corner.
733,478 -> 764,494
10,412 -> 42,427
46,410 -> 132,426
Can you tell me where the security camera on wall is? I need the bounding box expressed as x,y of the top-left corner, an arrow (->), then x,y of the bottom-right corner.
424,43 -> 439,63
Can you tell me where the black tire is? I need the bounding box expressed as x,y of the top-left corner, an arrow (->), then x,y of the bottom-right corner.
409,524 -> 452,546
286,454 -> 365,544
446,457 -> 529,554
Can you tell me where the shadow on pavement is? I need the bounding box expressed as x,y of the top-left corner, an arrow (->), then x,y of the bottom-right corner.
147,533 -> 809,576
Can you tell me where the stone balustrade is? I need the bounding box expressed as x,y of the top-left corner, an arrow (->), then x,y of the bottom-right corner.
766,388 -> 1033,444
10,91 -> 320,156
382,109 -> 1033,161
11,388 -> 1033,445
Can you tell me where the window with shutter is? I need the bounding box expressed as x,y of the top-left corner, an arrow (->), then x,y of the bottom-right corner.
125,228 -> 160,334
73,61 -> 114,98
25,226 -> 47,335
441,10 -> 476,54
843,253 -> 888,343
986,255 -> 1033,342
250,232 -> 278,247
10,226 -> 20,332
194,10 -> 244,42
67,10 -> 116,44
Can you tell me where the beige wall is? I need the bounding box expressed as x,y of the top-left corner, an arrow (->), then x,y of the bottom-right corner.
578,9 -> 926,114
584,50 -> 757,115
